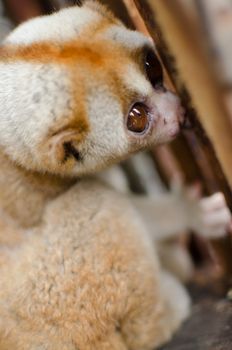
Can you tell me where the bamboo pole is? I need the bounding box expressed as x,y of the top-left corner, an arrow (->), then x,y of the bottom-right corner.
131,0 -> 232,275
134,0 -> 232,187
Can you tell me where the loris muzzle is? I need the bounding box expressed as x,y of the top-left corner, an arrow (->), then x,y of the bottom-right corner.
0,0 -> 184,176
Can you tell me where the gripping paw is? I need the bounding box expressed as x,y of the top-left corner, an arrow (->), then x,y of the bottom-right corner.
197,193 -> 232,238
171,181 -> 232,238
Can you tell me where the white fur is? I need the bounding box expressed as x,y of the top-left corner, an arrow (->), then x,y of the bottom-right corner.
123,62 -> 154,97
5,6 -> 101,45
0,62 -> 73,169
105,25 -> 152,50
75,84 -> 129,175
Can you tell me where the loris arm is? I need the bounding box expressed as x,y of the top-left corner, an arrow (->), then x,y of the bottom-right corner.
99,165 -> 231,240
132,187 -> 232,241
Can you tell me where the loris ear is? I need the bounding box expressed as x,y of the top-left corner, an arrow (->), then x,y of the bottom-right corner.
50,130 -> 82,163
40,129 -> 85,173
40,107 -> 89,171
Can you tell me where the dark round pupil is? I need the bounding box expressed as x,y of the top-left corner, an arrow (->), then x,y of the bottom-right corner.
145,50 -> 163,89
127,103 -> 148,133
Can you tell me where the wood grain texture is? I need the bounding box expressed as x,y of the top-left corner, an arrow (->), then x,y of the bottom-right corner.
133,0 -> 232,275
134,0 -> 232,187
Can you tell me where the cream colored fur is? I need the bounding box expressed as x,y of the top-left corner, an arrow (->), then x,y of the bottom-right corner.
0,179 -> 191,350
0,1 -> 231,349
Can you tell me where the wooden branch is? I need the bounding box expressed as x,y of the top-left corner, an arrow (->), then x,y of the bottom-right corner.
196,0 -> 232,86
3,0 -> 43,23
134,0 -> 232,188
132,0 -> 232,275
0,0 -> 13,41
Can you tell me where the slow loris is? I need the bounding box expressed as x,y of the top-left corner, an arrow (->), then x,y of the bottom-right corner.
0,1 -> 231,349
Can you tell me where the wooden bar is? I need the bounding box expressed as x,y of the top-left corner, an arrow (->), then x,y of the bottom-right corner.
134,0 -> 232,187
130,0 -> 232,274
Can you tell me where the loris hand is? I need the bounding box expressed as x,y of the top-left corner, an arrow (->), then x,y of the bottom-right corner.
176,182 -> 232,238
194,192 -> 232,238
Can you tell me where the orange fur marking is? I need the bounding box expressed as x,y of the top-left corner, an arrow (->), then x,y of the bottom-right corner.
0,37 -> 136,122
0,13 -> 123,66
0,39 -> 128,68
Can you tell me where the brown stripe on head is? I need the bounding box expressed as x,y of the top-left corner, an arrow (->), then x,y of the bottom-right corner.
0,2 -> 123,63
45,75 -> 89,155
0,41 -> 104,65
0,34 -> 133,109
0,33 -> 121,67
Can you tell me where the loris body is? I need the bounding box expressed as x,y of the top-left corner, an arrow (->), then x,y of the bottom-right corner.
0,2 -> 231,349
0,179 -> 192,350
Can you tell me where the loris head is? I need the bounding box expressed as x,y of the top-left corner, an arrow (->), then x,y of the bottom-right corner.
0,0 -> 184,177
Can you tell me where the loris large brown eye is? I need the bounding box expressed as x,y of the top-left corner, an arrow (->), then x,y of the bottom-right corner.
127,103 -> 150,133
145,49 -> 163,89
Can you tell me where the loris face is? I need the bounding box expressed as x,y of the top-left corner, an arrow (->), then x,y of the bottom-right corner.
0,0 -> 183,176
